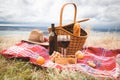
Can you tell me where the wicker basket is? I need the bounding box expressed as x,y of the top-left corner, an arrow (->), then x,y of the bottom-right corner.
48,3 -> 88,55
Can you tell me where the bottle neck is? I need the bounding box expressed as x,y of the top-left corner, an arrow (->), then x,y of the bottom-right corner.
52,27 -> 55,32
51,23 -> 55,32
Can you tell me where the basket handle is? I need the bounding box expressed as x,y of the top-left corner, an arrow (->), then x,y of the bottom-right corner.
60,3 -> 77,27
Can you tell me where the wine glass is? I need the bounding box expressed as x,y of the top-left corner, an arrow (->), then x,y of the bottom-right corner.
57,35 -> 70,57
57,35 -> 63,56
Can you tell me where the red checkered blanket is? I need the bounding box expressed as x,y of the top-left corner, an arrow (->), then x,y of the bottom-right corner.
0,41 -> 120,79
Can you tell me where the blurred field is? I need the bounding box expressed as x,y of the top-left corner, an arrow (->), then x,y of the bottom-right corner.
0,30 -> 119,50
85,31 -> 120,49
0,30 -> 120,80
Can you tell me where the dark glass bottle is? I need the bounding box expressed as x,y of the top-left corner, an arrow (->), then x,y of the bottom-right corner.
49,23 -> 57,55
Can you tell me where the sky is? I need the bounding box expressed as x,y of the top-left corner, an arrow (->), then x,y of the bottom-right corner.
0,0 -> 120,29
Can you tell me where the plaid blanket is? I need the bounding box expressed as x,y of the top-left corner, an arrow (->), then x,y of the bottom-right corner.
0,41 -> 120,79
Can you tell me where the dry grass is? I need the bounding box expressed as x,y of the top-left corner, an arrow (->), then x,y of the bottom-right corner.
85,31 -> 120,49
0,30 -> 120,80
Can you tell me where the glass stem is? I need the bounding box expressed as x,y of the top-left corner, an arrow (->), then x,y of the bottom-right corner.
61,48 -> 64,57
64,48 -> 66,58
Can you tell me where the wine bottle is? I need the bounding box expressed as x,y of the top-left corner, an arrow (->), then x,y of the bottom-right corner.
49,23 -> 57,55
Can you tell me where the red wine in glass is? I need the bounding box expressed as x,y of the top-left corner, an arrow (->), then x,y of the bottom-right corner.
59,41 -> 70,48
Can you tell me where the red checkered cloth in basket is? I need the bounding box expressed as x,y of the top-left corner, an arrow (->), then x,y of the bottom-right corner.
0,41 -> 120,79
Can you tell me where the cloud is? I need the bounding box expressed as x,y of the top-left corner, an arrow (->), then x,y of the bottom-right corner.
0,0 -> 120,28
76,0 -> 120,29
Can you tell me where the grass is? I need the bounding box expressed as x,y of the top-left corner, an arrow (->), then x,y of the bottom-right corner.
0,55 -> 99,80
0,31 -> 120,80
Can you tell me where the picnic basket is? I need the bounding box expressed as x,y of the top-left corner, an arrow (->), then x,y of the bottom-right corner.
48,3 -> 88,55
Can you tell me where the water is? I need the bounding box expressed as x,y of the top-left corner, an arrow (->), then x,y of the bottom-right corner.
0,26 -> 49,36
0,26 -> 48,31
0,26 -> 119,36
